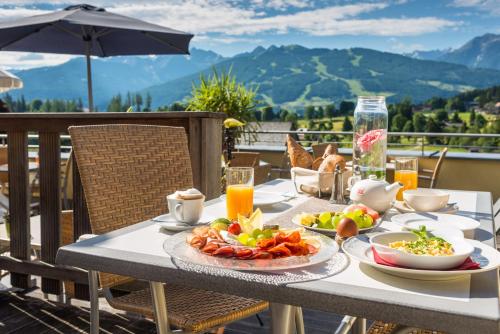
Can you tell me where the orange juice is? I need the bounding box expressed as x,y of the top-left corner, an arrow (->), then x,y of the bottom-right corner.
395,170 -> 418,200
226,184 -> 254,220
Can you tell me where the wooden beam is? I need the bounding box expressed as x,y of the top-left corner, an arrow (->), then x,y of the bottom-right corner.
0,255 -> 87,284
201,118 -> 223,200
7,131 -> 31,289
39,132 -> 62,295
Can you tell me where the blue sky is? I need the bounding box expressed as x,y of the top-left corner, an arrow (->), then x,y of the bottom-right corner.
0,0 -> 499,69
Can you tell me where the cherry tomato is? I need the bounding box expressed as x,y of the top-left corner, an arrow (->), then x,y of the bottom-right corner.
228,223 -> 241,235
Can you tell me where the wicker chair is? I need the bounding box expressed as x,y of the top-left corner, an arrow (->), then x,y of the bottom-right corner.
69,124 -> 268,333
229,152 -> 271,185
418,147 -> 448,189
367,321 -> 445,334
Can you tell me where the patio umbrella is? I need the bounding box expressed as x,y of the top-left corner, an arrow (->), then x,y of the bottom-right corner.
0,69 -> 23,93
0,4 -> 193,111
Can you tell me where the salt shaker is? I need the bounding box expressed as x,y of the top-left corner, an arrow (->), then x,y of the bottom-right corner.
330,164 -> 348,204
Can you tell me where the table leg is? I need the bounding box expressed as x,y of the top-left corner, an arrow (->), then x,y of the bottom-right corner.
270,303 -> 295,334
88,270 -> 99,334
149,281 -> 170,334
351,317 -> 366,334
295,306 -> 305,334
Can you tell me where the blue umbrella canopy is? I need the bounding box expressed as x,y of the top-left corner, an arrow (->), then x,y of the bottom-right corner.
0,4 -> 193,111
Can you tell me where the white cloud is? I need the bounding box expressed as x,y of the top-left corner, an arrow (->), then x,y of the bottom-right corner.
0,51 -> 73,69
389,38 -> 424,52
0,1 -> 461,69
450,0 -> 500,15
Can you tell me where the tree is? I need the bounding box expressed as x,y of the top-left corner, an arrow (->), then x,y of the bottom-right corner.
425,117 -> 442,144
445,98 -> 465,112
435,109 -> 449,123
135,93 -> 143,112
475,114 -> 487,128
107,94 -> 123,113
284,111 -> 298,123
261,105 -> 275,121
451,112 -> 461,123
278,108 -> 289,121
339,101 -> 355,115
325,104 -> 335,118
317,106 -> 324,119
391,113 -> 407,132
77,98 -> 84,112
169,102 -> 186,111
402,120 -> 414,133
186,67 -> 259,128
342,116 -> 353,131
413,113 -> 426,132
30,99 -> 43,112
470,109 -> 476,125
144,92 -> 152,112
304,105 -> 315,120
428,97 -> 446,109
396,97 -> 413,119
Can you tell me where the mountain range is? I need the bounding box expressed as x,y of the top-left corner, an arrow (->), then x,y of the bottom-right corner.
408,33 -> 500,70
3,33 -> 500,110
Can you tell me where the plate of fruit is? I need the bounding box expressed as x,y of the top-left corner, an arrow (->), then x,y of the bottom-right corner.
292,204 -> 381,237
163,209 -> 339,271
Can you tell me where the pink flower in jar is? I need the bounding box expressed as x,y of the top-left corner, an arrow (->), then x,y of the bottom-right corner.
357,129 -> 386,152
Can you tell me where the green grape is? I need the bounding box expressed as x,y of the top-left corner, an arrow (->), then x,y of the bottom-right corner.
262,229 -> 273,238
318,212 -> 331,225
238,233 -> 249,245
252,228 -> 262,239
247,237 -> 257,247
332,214 -> 342,228
256,234 -> 266,241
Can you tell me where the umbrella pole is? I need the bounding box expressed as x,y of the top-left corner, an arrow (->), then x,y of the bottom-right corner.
85,42 -> 94,112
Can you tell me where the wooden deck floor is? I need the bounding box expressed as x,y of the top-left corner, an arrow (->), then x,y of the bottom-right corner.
0,283 -> 345,334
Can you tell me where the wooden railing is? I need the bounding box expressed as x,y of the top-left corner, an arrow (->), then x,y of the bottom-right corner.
0,112 -> 224,299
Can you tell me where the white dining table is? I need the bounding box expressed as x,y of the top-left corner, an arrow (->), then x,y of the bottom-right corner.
56,179 -> 500,334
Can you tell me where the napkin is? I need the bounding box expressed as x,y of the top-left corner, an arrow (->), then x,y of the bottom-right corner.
371,246 -> 481,270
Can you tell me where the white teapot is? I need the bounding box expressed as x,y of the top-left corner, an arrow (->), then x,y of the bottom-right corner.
349,175 -> 402,212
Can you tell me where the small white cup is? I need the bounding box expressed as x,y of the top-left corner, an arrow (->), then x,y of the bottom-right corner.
403,189 -> 449,212
167,194 -> 205,225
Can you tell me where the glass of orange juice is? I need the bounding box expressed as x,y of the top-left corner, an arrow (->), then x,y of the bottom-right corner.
395,157 -> 418,201
226,167 -> 254,220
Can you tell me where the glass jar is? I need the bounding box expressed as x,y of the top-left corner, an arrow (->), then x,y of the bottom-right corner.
352,96 -> 388,180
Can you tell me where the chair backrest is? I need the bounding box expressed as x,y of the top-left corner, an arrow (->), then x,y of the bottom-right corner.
430,147 -> 448,189
69,124 -> 193,287
311,143 -> 338,159
230,152 -> 259,167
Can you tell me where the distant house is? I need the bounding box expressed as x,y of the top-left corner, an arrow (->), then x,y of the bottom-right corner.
495,102 -> 500,114
240,121 -> 293,147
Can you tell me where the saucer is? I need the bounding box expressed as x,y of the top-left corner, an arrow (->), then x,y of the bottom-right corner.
393,201 -> 458,214
153,213 -> 212,232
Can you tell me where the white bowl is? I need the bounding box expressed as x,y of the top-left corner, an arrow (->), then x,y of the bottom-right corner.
369,230 -> 473,270
403,189 -> 449,212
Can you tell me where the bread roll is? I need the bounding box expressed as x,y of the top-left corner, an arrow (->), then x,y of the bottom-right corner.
322,144 -> 337,158
287,135 -> 313,169
317,154 -> 346,173
312,157 -> 323,171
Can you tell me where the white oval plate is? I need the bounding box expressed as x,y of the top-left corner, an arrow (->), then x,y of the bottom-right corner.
164,229 -> 338,271
220,191 -> 287,207
393,201 -> 459,214
342,235 -> 499,280
291,215 -> 382,237
391,213 -> 480,238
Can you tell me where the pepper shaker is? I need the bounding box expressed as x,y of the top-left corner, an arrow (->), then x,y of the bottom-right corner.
330,164 -> 348,204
